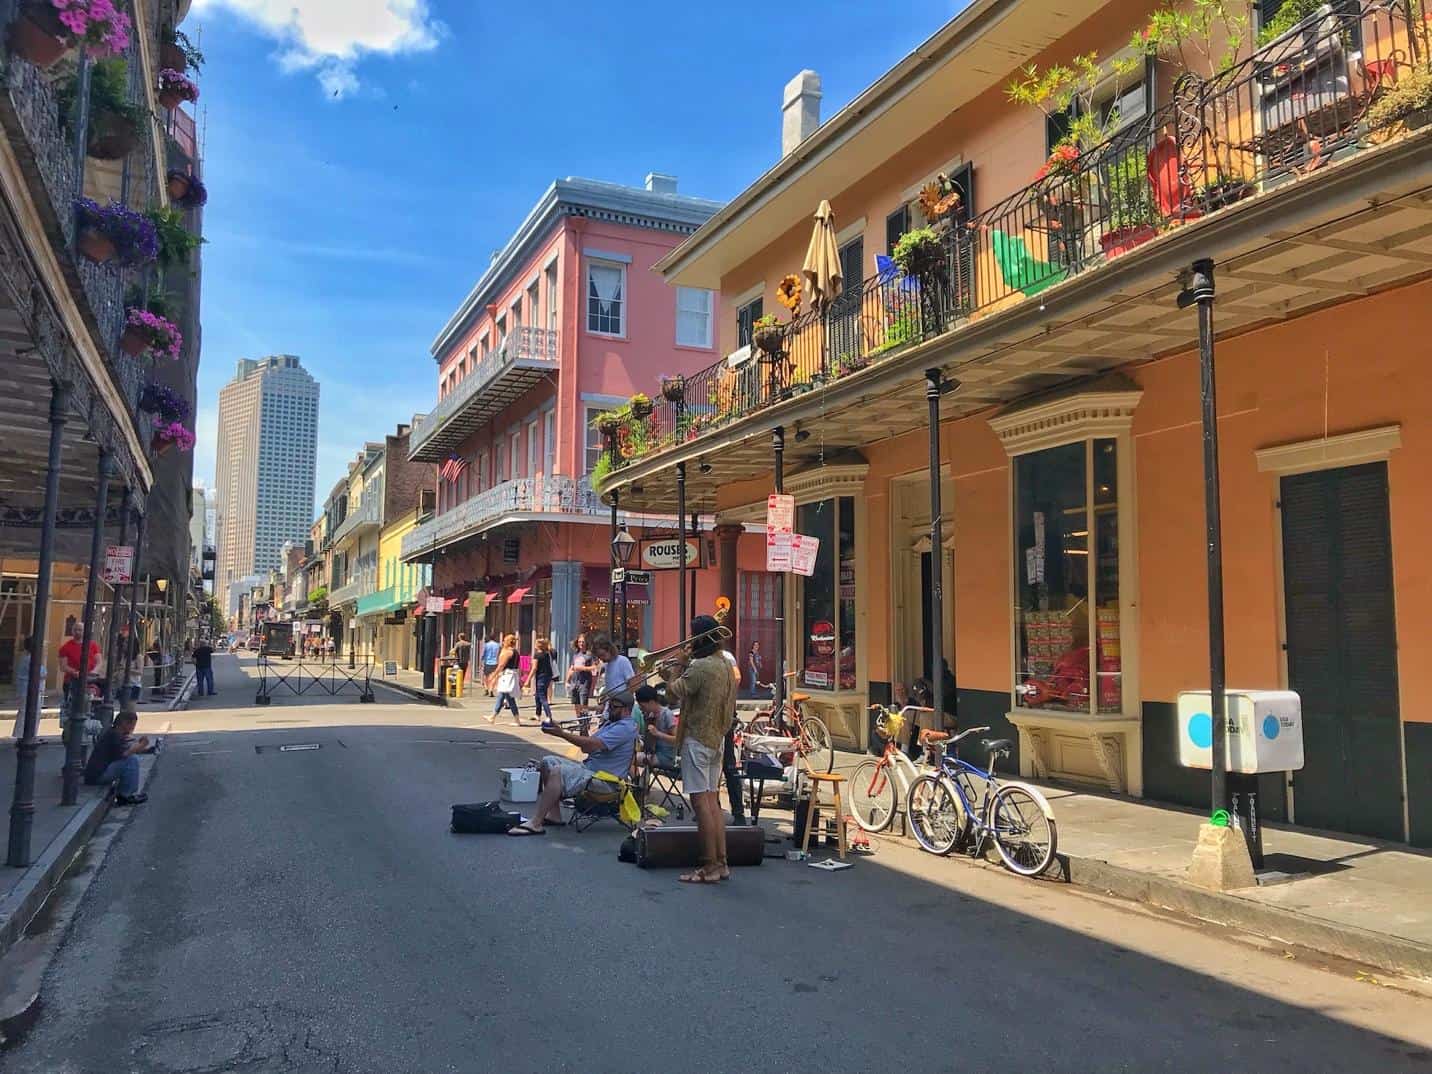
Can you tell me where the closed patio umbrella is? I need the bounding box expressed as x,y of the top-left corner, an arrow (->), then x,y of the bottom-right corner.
801,200 -> 843,313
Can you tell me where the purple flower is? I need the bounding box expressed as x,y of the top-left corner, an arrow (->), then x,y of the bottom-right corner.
158,68 -> 199,103
152,419 -> 195,452
50,0 -> 131,58
75,198 -> 159,266
168,170 -> 208,209
139,382 -> 190,423
125,307 -> 182,360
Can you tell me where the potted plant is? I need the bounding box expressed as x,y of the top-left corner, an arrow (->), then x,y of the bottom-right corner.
8,3 -> 71,68
59,58 -> 147,160
751,313 -> 785,357
138,381 -> 190,423
595,411 -> 622,439
659,374 -> 685,404
166,170 -> 208,209
1099,149 -> 1159,258
151,419 -> 194,456
161,29 -> 203,72
144,206 -> 204,268
157,68 -> 199,110
892,226 -> 944,277
121,307 -> 182,360
74,198 -> 158,265
628,392 -> 653,420
1366,63 -> 1432,136
1195,171 -> 1255,210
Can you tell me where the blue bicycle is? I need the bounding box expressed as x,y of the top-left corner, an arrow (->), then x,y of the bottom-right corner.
905,726 -> 1058,877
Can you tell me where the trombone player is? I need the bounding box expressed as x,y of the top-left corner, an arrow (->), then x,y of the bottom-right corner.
660,614 -> 737,884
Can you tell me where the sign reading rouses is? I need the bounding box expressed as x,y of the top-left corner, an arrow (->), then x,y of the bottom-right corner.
637,536 -> 702,570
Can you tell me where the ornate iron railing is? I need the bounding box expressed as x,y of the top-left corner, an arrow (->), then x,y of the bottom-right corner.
619,0 -> 1427,476
408,326 -> 560,459
400,475 -> 602,560
330,493 -> 382,545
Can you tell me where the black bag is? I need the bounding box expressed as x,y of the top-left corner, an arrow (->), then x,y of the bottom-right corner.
451,801 -> 522,834
618,834 -> 638,863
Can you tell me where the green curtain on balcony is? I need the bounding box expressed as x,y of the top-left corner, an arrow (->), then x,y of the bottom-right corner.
990,229 -> 1067,297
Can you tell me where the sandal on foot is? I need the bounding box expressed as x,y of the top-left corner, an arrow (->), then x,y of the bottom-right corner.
678,868 -> 719,884
507,822 -> 545,836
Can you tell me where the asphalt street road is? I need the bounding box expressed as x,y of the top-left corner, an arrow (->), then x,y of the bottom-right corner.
4,654 -> 1431,1073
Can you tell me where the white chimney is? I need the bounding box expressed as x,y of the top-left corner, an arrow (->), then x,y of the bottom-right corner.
645,172 -> 678,195
782,70 -> 822,156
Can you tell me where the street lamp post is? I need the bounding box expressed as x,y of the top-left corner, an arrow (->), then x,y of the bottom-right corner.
611,523 -> 636,654
63,451 -> 111,805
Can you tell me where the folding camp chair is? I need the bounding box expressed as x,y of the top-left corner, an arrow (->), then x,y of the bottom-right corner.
642,760 -> 688,819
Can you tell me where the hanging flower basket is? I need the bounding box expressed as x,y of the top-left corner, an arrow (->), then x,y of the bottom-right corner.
597,415 -> 622,438
150,419 -> 194,455
9,5 -> 71,68
892,226 -> 944,278
139,382 -> 190,423
628,394 -> 653,420
752,316 -> 786,358
87,110 -> 140,160
74,198 -> 159,266
157,68 -> 199,111
121,307 -> 182,360
166,170 -> 207,208
50,0 -> 131,59
161,38 -> 185,71
659,375 -> 685,404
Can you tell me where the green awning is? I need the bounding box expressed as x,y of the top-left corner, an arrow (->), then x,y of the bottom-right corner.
356,588 -> 404,617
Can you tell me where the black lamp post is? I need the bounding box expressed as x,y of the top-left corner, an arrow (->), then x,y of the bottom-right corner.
612,523 -> 637,653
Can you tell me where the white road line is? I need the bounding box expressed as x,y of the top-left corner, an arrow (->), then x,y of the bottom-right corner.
188,750 -> 233,756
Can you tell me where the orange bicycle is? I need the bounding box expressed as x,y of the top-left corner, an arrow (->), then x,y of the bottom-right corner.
741,670 -> 834,773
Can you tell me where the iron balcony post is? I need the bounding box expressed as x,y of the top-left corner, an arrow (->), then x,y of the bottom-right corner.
63,451 -> 112,805
8,382 -> 68,868
926,369 -> 950,727
119,510 -> 148,716
772,425 -> 785,729
96,486 -> 133,730
677,462 -> 687,642
609,487 -> 619,639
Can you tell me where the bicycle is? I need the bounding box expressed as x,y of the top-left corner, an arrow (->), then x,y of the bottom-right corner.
742,670 -> 833,773
847,704 -> 939,833
905,726 -> 1058,877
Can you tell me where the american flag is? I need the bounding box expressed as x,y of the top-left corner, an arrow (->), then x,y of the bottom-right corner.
439,455 -> 468,483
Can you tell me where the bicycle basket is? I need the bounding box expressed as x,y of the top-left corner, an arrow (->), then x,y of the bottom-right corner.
876,711 -> 904,742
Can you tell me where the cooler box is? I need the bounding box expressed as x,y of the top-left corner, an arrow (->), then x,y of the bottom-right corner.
1177,690 -> 1304,773
500,767 -> 540,803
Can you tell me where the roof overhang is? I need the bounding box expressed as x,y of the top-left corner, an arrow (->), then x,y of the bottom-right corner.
655,0 -> 1109,289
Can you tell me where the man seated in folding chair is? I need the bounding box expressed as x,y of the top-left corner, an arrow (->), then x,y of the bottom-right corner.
634,684 -> 686,818
508,694 -> 639,836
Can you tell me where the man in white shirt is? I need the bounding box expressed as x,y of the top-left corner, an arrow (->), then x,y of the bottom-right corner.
590,633 -> 637,711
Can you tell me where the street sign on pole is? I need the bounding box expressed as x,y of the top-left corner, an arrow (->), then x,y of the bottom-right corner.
624,569 -> 652,586
610,567 -> 626,584
101,544 -> 133,585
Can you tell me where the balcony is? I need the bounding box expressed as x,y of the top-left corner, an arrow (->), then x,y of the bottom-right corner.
601,0 -> 1432,508
400,475 -> 602,561
328,577 -> 372,608
330,495 -> 381,546
409,326 -> 559,462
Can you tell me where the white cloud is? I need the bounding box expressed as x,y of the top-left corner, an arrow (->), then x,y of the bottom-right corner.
191,0 -> 442,99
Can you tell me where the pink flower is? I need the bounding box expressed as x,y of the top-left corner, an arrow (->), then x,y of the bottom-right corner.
48,0 -> 132,58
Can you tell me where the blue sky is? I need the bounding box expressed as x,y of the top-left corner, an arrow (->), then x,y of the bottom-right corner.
190,0 -> 960,508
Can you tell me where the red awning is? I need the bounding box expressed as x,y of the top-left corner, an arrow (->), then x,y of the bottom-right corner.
506,586 -> 532,604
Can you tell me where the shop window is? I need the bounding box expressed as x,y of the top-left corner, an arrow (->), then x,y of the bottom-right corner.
1013,438 -> 1121,714
797,496 -> 857,691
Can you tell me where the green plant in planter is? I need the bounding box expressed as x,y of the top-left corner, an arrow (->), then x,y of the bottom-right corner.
1366,63 -> 1432,132
591,452 -> 614,486
145,206 -> 205,268
892,226 -> 943,277
1105,148 -> 1157,232
59,58 -> 148,159
1255,0 -> 1324,47
1007,52 -> 1141,154
1134,0 -> 1249,79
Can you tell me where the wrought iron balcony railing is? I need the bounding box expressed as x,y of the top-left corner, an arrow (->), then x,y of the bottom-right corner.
330,494 -> 382,546
408,326 -> 560,462
610,0 -> 1428,480
400,475 -> 602,560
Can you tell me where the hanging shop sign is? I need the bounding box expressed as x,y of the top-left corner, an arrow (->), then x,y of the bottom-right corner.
425,597 -> 446,614
638,536 -> 702,570
466,591 -> 486,622
102,544 -> 134,584
789,534 -> 820,577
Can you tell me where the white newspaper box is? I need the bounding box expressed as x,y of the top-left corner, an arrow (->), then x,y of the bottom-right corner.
1177,690 -> 1303,773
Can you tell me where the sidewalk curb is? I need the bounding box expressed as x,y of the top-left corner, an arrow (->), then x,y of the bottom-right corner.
1063,853 -> 1432,979
0,754 -> 157,965
372,679 -> 449,707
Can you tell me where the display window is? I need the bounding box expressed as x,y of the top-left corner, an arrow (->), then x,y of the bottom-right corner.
1013,438 -> 1122,714
797,496 -> 857,691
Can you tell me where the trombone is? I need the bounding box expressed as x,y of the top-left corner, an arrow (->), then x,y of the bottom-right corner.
590,605 -> 731,703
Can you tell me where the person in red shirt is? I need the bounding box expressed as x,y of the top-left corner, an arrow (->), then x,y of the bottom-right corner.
58,621 -> 102,694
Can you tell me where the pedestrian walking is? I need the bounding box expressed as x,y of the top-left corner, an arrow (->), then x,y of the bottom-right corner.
566,634 -> 596,729
480,634 -> 500,696
660,616 -> 737,883
453,632 -> 472,692
486,633 -> 522,724
524,637 -> 555,725
745,640 -> 762,698
11,636 -> 44,739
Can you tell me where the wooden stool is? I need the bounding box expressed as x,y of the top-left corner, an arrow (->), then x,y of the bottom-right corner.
800,772 -> 848,860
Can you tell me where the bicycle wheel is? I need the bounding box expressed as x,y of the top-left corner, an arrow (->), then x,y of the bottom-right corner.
989,783 -> 1058,877
847,759 -> 896,833
906,775 -> 962,855
798,716 -> 834,773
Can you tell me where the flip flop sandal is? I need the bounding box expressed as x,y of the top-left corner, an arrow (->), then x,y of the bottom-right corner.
678,869 -> 719,884
507,823 -> 545,836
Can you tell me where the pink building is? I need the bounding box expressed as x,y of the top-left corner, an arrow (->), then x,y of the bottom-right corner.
402,174 -> 742,664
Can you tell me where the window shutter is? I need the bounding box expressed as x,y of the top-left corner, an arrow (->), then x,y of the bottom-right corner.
885,205 -> 909,254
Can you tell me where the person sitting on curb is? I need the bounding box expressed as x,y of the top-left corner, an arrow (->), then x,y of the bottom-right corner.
83,710 -> 153,805
508,696 -> 638,836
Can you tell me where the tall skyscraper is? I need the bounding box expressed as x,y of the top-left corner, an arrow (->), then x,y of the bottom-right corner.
214,356 -> 320,612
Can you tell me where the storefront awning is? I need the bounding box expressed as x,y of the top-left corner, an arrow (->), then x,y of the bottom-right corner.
582,565 -> 649,605
506,586 -> 532,604
356,588 -> 404,617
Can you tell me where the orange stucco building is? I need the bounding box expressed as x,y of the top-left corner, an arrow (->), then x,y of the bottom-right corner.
601,0 -> 1432,845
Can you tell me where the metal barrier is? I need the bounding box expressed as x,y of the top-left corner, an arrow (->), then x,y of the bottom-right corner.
255,656 -> 376,705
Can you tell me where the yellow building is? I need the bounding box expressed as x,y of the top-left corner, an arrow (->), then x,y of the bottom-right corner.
362,511 -> 430,670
